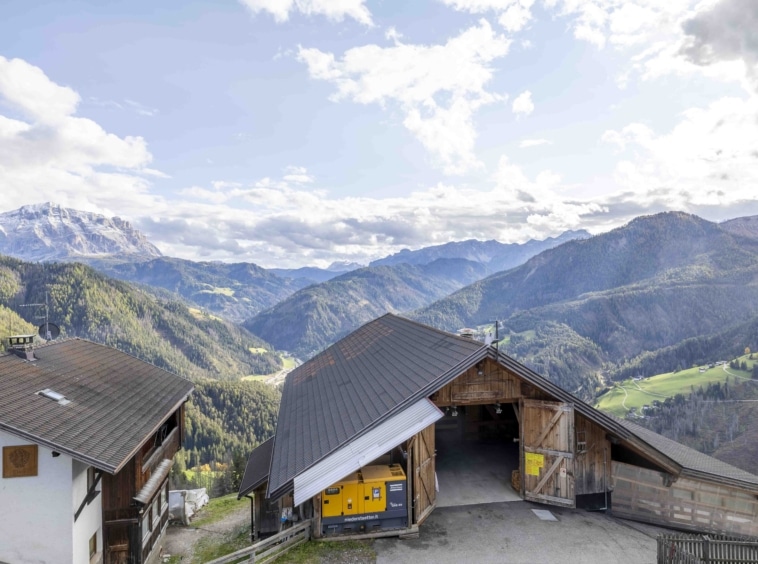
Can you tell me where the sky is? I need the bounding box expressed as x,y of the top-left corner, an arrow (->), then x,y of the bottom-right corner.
1,0 -> 757,268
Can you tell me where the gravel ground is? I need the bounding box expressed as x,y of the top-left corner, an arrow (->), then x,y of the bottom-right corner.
160,502 -> 251,563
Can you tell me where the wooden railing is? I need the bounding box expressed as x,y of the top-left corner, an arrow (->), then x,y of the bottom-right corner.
657,533 -> 758,564
206,520 -> 312,564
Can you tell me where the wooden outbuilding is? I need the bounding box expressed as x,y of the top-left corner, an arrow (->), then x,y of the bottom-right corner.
240,314 -> 758,540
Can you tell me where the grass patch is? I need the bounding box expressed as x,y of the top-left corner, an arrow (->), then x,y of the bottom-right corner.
249,347 -> 268,354
276,539 -> 376,564
280,354 -> 297,370
191,523 -> 250,564
187,307 -> 223,321
596,356 -> 756,417
241,353 -> 298,381
241,375 -> 270,382
190,494 -> 245,528
198,286 -> 235,297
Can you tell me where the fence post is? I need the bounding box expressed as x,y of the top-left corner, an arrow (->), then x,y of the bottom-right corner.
702,535 -> 710,564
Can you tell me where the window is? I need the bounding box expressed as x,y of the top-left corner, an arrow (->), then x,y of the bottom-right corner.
160,482 -> 168,511
141,510 -> 151,541
89,532 -> 97,559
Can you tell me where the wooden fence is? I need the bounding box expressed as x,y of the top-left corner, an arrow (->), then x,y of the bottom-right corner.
206,519 -> 312,564
657,533 -> 758,564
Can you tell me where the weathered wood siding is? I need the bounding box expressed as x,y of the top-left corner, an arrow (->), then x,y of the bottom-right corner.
521,399 -> 575,507
432,360 -> 523,406
612,461 -> 758,538
573,414 -> 610,496
411,424 -> 436,525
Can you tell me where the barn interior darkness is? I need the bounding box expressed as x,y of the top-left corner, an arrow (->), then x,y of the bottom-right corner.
434,402 -> 522,507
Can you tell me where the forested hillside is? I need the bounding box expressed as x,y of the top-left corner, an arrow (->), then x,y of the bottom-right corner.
411,212 -> 758,397
92,256 -> 309,323
244,259 -> 488,359
0,255 -> 281,379
1,254 -> 284,496
182,380 -> 280,467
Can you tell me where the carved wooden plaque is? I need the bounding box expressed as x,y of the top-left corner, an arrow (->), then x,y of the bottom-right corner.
2,445 -> 38,478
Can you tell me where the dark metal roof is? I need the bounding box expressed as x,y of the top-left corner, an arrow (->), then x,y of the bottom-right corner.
265,314 -> 758,501
0,338 -> 194,474
238,436 -> 274,499
267,313 -> 487,499
614,416 -> 758,491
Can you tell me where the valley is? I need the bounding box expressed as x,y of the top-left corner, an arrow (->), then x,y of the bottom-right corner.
2,205 -> 758,495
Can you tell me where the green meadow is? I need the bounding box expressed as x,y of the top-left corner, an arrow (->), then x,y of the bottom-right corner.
595,356 -> 755,417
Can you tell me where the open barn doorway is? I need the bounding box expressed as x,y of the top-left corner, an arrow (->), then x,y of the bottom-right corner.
434,402 -> 522,507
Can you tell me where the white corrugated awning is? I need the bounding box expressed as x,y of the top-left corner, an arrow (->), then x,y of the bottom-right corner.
293,399 -> 443,506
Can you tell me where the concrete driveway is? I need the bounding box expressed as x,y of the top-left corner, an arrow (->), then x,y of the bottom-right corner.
374,501 -> 660,564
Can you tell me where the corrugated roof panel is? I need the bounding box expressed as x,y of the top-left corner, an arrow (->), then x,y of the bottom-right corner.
293,398 -> 443,506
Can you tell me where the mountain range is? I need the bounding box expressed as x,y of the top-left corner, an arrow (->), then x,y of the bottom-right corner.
3,203 -> 758,400
2,203 -> 758,474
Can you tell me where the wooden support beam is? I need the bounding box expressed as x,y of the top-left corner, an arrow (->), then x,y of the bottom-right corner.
532,455 -> 565,496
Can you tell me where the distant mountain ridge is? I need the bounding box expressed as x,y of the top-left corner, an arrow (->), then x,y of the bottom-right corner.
0,203 -> 162,261
411,212 -> 758,396
243,259 -> 488,359
370,230 -> 591,272
97,256 -> 311,323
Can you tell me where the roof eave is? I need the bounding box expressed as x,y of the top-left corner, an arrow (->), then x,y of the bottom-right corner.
0,422 -> 118,473
680,469 -> 758,494
0,390 -> 192,475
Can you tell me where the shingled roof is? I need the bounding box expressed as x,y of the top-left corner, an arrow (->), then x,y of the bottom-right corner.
0,338 -> 194,474
267,313 -> 488,499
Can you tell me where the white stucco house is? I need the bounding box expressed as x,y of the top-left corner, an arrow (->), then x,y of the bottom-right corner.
0,336 -> 193,564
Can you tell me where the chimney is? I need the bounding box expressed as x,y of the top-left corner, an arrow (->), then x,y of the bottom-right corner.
7,335 -> 36,361
458,328 -> 476,339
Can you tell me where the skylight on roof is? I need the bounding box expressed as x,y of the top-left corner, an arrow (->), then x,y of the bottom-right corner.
38,388 -> 70,405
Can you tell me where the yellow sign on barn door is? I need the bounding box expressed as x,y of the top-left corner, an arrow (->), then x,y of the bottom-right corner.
525,452 -> 544,476
520,398 -> 575,508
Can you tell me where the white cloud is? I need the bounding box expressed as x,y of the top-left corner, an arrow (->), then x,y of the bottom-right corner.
519,138 -> 551,148
298,20 -> 510,175
145,156 -> 612,268
282,165 -> 315,184
602,95 -> 758,208
440,0 -> 536,33
511,90 -> 534,116
239,0 -> 372,25
0,56 -> 160,213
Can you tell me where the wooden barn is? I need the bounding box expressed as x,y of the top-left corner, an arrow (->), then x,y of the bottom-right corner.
239,314 -> 758,540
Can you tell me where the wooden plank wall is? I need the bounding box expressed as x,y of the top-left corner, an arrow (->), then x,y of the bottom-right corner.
574,414 -> 610,496
412,425 -> 436,525
432,359 -> 525,406
612,461 -> 758,538
521,399 -> 574,507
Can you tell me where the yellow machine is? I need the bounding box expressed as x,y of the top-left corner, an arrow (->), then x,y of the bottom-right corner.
320,464 -> 407,535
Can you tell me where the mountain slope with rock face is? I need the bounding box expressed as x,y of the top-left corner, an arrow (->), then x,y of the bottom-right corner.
0,203 -> 162,261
